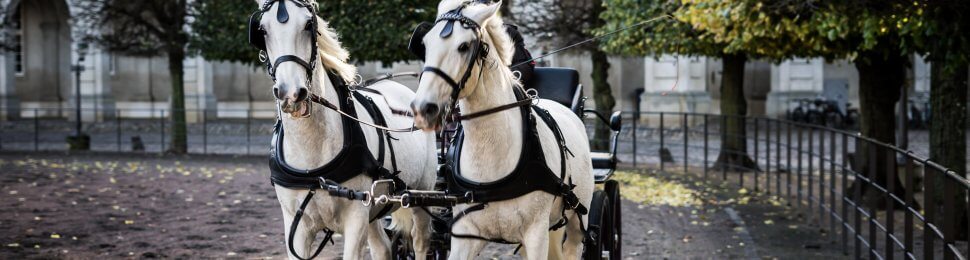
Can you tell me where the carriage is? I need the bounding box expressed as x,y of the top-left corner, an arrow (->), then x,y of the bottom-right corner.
384,67 -> 624,260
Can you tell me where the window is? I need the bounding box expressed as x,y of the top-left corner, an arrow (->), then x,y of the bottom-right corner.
12,4 -> 23,76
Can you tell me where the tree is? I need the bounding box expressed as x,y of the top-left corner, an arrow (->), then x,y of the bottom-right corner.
598,0 -> 758,170
513,0 -> 616,150
192,0 -> 439,65
74,0 -> 191,154
658,0 -> 918,207
903,0 -> 970,239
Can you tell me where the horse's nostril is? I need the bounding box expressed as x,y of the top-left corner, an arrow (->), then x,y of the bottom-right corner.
296,87 -> 309,102
273,87 -> 282,99
422,103 -> 440,117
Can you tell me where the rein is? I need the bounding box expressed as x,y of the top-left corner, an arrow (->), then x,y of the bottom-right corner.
307,93 -> 419,133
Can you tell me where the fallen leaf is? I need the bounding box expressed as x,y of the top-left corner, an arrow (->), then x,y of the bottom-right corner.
50,234 -> 61,239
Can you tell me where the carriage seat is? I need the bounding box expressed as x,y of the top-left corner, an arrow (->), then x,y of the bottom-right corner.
527,67 -> 584,114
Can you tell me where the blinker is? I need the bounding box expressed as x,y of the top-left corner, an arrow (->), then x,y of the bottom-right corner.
277,0 -> 289,23
440,20 -> 455,38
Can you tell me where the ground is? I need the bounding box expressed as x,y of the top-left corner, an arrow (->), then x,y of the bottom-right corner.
0,152 -> 848,259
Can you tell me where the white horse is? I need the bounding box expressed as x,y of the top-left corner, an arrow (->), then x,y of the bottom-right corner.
410,1 -> 594,259
253,0 -> 436,259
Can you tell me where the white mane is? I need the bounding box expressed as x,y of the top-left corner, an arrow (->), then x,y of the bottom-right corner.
309,2 -> 357,83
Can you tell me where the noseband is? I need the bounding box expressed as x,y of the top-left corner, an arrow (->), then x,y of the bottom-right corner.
420,6 -> 490,108
250,0 -> 319,87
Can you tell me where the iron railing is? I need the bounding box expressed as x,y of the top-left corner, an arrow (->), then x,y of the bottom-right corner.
0,108 -> 277,155
616,111 -> 969,260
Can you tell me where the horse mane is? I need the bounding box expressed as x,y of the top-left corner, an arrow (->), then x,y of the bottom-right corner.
479,10 -> 520,89
309,2 -> 357,84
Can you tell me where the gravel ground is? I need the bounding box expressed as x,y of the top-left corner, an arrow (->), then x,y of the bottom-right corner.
0,152 -> 854,259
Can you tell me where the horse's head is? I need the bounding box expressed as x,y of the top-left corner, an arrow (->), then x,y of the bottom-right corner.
251,0 -> 318,117
410,0 -> 507,131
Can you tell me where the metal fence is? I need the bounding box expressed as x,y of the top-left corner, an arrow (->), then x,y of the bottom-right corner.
0,108 -> 277,155
2,108 -> 968,259
620,111 -> 969,260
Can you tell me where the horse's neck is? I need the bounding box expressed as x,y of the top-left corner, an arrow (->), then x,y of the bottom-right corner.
281,68 -> 345,169
459,81 -> 524,182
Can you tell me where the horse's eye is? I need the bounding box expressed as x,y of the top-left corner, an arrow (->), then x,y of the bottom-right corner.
304,22 -> 313,31
458,42 -> 470,53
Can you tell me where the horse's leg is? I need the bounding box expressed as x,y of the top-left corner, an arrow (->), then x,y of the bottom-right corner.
280,210 -> 316,260
409,208 -> 432,260
547,229 -> 566,260
341,207 -> 370,260
447,237 -> 487,260
366,221 -> 392,260
521,223 -> 551,260
562,213 -> 586,259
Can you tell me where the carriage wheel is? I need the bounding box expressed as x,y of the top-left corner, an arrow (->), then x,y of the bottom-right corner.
605,180 -> 622,260
584,190 -> 610,260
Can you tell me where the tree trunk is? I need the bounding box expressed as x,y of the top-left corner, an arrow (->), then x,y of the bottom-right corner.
590,48 -> 615,150
929,58 -> 968,239
167,49 -> 187,154
714,53 -> 757,171
588,0 -> 614,151
849,52 -> 908,209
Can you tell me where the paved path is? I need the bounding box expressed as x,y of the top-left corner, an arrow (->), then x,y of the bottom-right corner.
0,152 -> 847,259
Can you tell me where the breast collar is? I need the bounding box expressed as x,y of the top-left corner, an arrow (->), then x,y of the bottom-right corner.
269,72 -> 391,189
443,88 -> 585,213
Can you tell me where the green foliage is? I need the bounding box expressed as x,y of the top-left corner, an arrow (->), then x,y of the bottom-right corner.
189,0 -> 259,65
596,0 -> 725,58
598,0 -> 924,62
190,0 -> 438,65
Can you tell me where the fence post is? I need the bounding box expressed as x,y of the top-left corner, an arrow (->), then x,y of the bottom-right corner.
829,129 -> 837,240
203,110 -> 208,154
923,164 -> 935,260
703,114 -> 708,179
797,125 -> 803,206
818,128 -> 826,227
116,112 -> 121,152
632,111 -> 638,168
754,117 -> 759,191
884,149 -> 896,259
766,119 -> 771,194
34,109 -> 39,151
777,120 -> 782,195
683,113 -> 688,173
160,110 -> 165,153
660,113 -> 665,171
867,144 -> 878,260
787,121 -> 793,202
808,127 -> 814,213
841,132 -> 850,255
943,169 -> 958,260
247,111 -> 252,155
721,115 -> 727,181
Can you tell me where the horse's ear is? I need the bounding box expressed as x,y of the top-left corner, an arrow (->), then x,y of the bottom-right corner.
463,0 -> 501,26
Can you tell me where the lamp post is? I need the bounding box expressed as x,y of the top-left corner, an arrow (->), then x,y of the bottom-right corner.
67,43 -> 89,150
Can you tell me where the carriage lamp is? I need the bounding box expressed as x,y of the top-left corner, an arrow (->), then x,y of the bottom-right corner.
66,43 -> 90,151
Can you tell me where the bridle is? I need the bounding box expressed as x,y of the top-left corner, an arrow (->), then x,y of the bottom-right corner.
420,6 -> 491,114
250,0 -> 417,132
250,0 -> 318,87
419,6 -> 535,123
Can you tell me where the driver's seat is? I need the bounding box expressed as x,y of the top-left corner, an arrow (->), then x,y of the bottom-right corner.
527,67 -> 584,115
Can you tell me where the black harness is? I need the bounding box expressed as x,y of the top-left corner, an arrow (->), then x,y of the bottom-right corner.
437,89 -> 587,244
402,5 -> 589,245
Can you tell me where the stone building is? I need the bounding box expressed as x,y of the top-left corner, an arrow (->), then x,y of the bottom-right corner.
0,0 -> 941,123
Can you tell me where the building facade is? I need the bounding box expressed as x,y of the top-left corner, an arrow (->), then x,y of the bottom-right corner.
0,0 -> 942,123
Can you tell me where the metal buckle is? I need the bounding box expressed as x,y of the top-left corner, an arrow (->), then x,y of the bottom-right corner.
369,179 -> 397,206
259,50 -> 268,63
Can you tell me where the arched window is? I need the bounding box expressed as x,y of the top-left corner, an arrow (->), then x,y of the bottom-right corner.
12,4 -> 24,76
